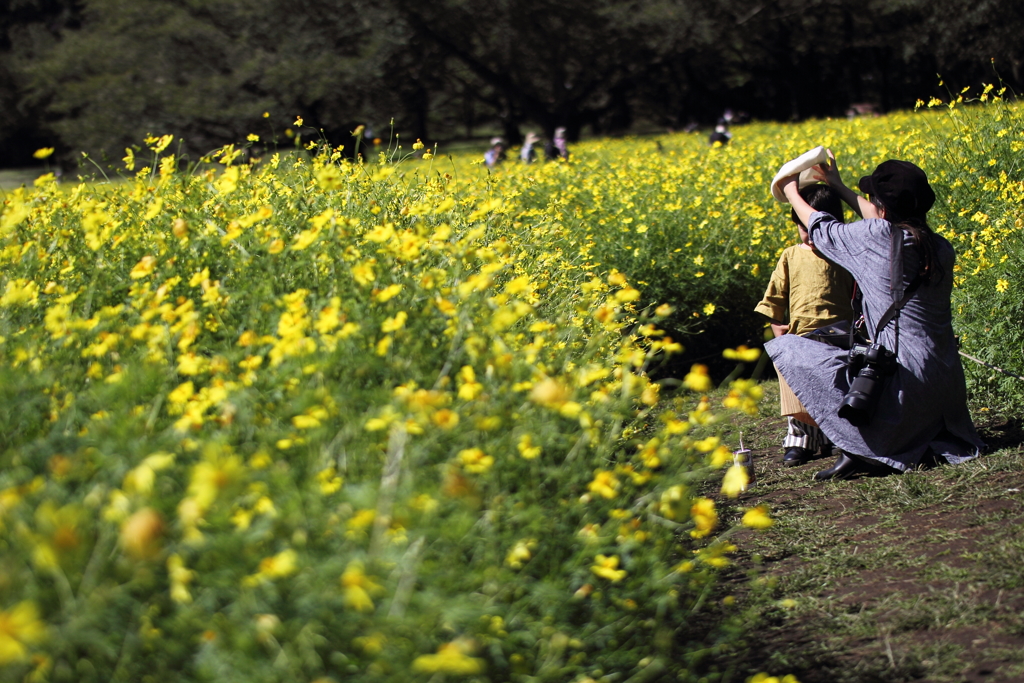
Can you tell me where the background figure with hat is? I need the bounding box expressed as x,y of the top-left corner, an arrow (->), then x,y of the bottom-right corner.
521,132 -> 540,163
484,137 -> 507,168
544,128 -> 570,161
708,122 -> 732,147
767,152 -> 984,480
758,148 -> 855,468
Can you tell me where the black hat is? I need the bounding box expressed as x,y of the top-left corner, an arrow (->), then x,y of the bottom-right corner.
858,160 -> 935,217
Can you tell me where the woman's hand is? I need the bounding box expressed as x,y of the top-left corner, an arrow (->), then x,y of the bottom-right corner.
770,322 -> 789,338
812,148 -> 875,219
777,174 -> 799,198
812,149 -> 843,187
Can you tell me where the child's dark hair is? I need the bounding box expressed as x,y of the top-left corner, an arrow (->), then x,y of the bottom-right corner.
790,184 -> 843,227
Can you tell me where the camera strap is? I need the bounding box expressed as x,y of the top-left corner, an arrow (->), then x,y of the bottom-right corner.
872,226 -> 923,355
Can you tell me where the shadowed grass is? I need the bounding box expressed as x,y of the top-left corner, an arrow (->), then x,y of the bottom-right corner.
689,379 -> 1024,682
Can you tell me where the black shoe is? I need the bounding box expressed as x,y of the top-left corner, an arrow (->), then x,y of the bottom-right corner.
783,447 -> 811,467
820,443 -> 833,459
813,452 -> 863,481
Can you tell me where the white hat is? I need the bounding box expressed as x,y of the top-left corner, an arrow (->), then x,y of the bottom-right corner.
770,146 -> 829,203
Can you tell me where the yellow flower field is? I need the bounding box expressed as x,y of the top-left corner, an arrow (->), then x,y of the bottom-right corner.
0,84 -> 1021,682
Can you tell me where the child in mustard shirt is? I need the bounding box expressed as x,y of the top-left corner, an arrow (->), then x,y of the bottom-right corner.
755,184 -> 855,466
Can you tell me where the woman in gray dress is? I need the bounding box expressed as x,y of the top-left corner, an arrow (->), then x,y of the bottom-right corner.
768,154 -> 984,480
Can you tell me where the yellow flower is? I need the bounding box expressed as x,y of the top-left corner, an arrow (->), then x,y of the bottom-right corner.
381,311 -> 407,333
708,446 -> 733,466
0,601 -> 46,665
723,345 -> 761,362
375,283 -> 403,302
148,134 -> 174,154
697,540 -> 736,568
658,485 -> 687,520
352,260 -> 376,286
742,505 -> 774,529
590,554 -> 627,582
996,278 -> 1009,293
316,467 -> 343,494
748,673 -> 801,683
587,470 -> 620,499
292,414 -> 321,429
690,498 -> 717,538
458,448 -> 494,474
505,539 -> 536,569
683,364 -> 712,393
703,302 -> 716,316
529,377 -> 570,406
431,409 -> 460,429
721,464 -> 750,497
412,640 -> 485,675
340,561 -> 383,612
167,554 -> 195,604
185,446 -> 243,511
0,279 -> 40,307
33,147 -> 55,159
120,508 -> 165,560
167,381 -> 195,407
517,434 -> 542,460
694,436 -> 720,453
245,549 -> 299,586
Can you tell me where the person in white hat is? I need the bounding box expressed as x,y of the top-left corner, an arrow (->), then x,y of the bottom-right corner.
484,137 -> 507,168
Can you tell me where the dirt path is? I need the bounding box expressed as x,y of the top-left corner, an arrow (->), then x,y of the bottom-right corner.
717,413 -> 1024,683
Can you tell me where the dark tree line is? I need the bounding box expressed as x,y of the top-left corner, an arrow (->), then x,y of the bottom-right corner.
1,0 -> 1022,166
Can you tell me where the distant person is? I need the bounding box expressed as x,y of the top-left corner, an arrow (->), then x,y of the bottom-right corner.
484,137 -> 507,168
709,124 -> 732,146
756,183 -> 855,467
545,127 -> 569,161
521,132 -> 540,163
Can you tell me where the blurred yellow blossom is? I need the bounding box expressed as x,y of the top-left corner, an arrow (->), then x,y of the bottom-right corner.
742,505 -> 774,529
0,601 -> 46,665
587,470 -> 620,499
412,640 -> 485,675
341,561 -> 382,612
683,364 -> 712,393
458,448 -> 493,473
690,498 -> 717,538
591,554 -> 627,582
723,345 -> 761,362
721,464 -> 750,497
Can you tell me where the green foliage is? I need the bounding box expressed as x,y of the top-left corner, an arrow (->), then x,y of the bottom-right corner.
0,141 -> 760,681
926,87 -> 1024,403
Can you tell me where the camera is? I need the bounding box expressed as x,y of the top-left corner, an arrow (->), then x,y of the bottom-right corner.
837,343 -> 898,426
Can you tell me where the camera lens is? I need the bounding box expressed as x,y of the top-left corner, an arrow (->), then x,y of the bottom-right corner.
838,366 -> 881,426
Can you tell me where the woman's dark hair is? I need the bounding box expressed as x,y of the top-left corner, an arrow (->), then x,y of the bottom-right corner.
791,184 -> 843,227
871,197 -> 941,284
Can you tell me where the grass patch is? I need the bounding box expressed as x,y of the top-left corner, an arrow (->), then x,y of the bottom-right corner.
705,380 -> 1024,682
